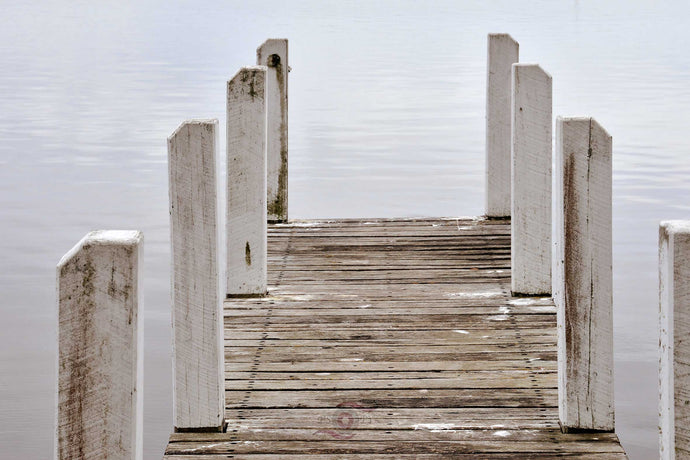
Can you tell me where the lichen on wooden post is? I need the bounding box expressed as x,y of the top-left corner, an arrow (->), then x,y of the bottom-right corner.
554,117 -> 614,432
485,33 -> 519,218
511,63 -> 552,295
257,38 -> 288,223
168,120 -> 225,431
227,66 -> 268,296
56,230 -> 143,460
659,221 -> 690,459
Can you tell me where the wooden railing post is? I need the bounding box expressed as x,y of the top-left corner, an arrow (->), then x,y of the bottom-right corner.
168,120 -> 225,431
511,63 -> 552,295
659,221 -> 690,458
257,39 -> 288,223
56,231 -> 143,460
485,33 -> 519,218
227,66 -> 268,296
554,117 -> 614,432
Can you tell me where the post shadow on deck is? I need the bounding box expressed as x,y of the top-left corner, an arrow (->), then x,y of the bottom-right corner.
56,231 -> 143,460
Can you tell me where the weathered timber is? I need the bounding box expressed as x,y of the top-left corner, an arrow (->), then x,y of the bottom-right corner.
257,38 -> 288,222
57,231 -> 143,460
163,218 -> 625,458
659,221 -> 690,459
486,33 -> 519,217
168,120 -> 225,431
554,117 -> 614,432
511,63 -> 552,295
227,66 -> 268,295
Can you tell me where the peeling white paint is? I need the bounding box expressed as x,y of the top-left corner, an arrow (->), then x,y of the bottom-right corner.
453,330 -> 470,334
413,423 -> 455,431
494,430 -> 511,437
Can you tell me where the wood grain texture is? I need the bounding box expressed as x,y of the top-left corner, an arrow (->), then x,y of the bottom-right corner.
165,218 -> 626,458
485,33 -> 519,217
256,39 -> 288,222
659,221 -> 690,459
554,117 -> 614,432
511,63 -> 552,295
168,120 -> 225,430
227,66 -> 268,295
57,231 -> 143,460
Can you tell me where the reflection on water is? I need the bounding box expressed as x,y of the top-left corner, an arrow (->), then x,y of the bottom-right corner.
2,1 -> 690,458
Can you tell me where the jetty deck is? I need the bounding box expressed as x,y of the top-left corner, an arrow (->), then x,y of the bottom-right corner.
163,217 -> 626,459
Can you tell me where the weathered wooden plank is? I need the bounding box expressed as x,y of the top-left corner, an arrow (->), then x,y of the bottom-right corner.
57,231 -> 143,460
486,33 -> 519,217
226,66 -> 268,295
168,120 -> 224,431
660,221 -> 690,459
554,117 -> 614,432
511,63 -> 552,295
257,38 -> 288,222
226,360 -> 556,373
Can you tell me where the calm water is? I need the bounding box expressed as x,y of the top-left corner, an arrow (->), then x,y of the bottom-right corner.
2,1 -> 690,458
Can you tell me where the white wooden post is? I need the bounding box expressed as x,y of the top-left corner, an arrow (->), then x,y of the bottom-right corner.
227,66 -> 268,296
554,117 -> 614,432
659,221 -> 690,459
511,63 -> 552,295
485,33 -> 519,218
56,231 -> 143,460
257,38 -> 288,222
168,120 -> 225,431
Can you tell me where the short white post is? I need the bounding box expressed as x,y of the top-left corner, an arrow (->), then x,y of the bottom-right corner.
511,63 -> 552,295
485,33 -> 519,218
227,66 -> 268,296
257,38 -> 288,222
56,231 -> 143,460
659,221 -> 690,459
554,117 -> 614,432
168,120 -> 225,431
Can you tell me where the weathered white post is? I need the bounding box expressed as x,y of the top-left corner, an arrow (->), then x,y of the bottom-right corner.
257,38 -> 288,222
554,117 -> 614,432
511,63 -> 552,295
227,66 -> 268,296
56,230 -> 143,460
168,120 -> 225,431
485,33 -> 519,218
659,221 -> 690,458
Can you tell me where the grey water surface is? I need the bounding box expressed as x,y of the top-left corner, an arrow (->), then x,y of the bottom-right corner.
2,1 -> 690,458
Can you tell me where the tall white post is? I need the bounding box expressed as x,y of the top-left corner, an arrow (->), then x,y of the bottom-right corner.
511,63 -> 552,295
257,38 -> 288,222
168,120 -> 225,431
227,66 -> 268,296
56,231 -> 143,460
485,33 -> 519,218
659,221 -> 690,459
554,117 -> 614,432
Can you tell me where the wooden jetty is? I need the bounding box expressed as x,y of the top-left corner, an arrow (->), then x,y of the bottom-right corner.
61,34 -> 690,459
163,217 -> 626,458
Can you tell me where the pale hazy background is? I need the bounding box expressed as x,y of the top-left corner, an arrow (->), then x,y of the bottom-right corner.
3,1 -> 690,458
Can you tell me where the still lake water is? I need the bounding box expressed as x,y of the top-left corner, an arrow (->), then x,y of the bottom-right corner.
2,1 -> 690,458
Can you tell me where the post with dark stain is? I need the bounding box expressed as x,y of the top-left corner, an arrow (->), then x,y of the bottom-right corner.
56,230 -> 143,460
257,38 -> 288,223
227,66 -> 268,296
553,117 -> 613,432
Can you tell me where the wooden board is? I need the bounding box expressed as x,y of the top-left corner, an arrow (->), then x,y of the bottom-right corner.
164,218 -> 626,458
